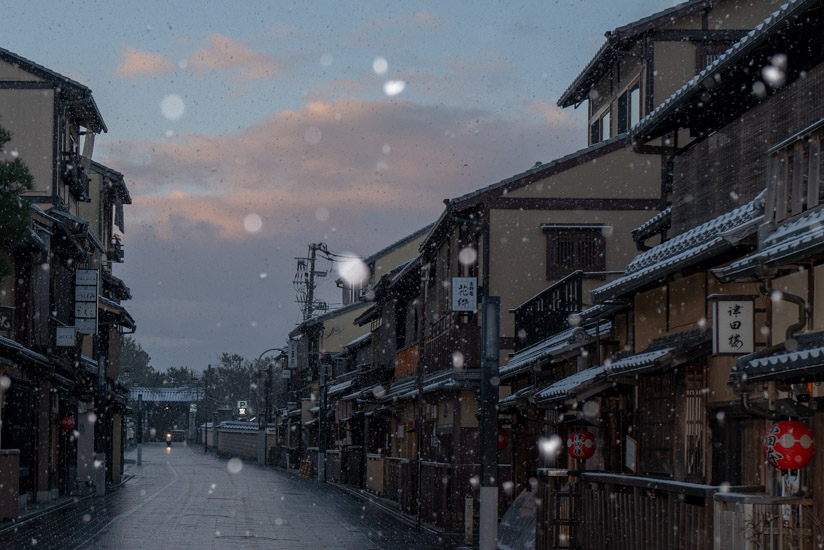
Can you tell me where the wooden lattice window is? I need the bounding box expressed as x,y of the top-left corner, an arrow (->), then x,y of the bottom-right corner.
685,365 -> 707,478
542,224 -> 606,280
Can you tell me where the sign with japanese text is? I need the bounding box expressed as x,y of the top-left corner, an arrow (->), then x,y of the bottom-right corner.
56,326 -> 76,347
288,340 -> 298,370
74,269 -> 99,335
451,277 -> 477,312
713,298 -> 755,354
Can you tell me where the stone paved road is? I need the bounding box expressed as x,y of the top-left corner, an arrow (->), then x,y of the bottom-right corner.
0,444 -> 463,550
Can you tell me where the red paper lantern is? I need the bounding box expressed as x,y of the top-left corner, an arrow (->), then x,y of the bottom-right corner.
60,415 -> 75,431
498,429 -> 508,451
567,430 -> 595,460
765,420 -> 814,470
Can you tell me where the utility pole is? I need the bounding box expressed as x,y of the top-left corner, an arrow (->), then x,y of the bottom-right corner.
293,243 -> 329,321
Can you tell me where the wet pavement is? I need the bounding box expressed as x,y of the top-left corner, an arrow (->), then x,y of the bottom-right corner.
0,443 -> 463,550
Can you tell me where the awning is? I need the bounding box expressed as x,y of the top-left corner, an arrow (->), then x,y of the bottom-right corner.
327,378 -> 356,397
605,329 -> 710,378
501,322 -> 612,381
714,206 -> 824,282
304,418 -> 318,427
534,365 -> 610,405
733,332 -> 824,383
99,297 -> 136,330
499,385 -> 537,410
592,192 -> 764,303
534,329 -> 710,404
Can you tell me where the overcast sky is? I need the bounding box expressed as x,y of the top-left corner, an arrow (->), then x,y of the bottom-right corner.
3,0 -> 679,372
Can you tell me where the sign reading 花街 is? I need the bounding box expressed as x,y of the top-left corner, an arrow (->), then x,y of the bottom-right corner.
451,277 -> 477,312
712,297 -> 755,354
74,269 -> 99,335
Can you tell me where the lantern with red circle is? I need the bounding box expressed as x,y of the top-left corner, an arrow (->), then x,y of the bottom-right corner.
60,415 -> 75,432
498,429 -> 508,451
764,420 -> 815,470
567,429 -> 595,460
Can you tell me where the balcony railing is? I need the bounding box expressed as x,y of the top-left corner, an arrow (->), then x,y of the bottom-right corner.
60,152 -> 90,202
422,312 -> 480,376
512,270 -> 583,352
108,235 -> 124,263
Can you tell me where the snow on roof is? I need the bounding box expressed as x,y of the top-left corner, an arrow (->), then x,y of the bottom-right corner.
534,364 -> 610,404
592,191 -> 764,302
327,379 -> 356,397
344,332 -> 371,349
501,323 -> 612,381
632,0 -> 811,141
603,346 -> 674,377
129,386 -> 204,403
734,332 -> 824,382
715,205 -> 824,281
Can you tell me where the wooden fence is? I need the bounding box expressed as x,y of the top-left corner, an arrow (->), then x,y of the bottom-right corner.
714,493 -> 814,550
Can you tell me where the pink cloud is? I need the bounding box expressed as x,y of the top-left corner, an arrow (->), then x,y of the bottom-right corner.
103,97 -> 579,245
189,34 -> 282,80
116,47 -> 176,78
531,101 -> 577,126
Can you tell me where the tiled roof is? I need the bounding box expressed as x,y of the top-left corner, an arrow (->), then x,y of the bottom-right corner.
534,365 -> 610,404
500,323 -> 612,381
129,386 -> 204,403
632,207 -> 671,243
592,191 -> 764,302
632,0 -> 814,142
327,379 -> 356,397
734,332 -> 824,382
715,206 -> 824,281
558,0 -> 715,108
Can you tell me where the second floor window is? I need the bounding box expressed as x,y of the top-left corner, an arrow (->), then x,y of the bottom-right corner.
617,79 -> 641,133
542,224 -> 607,279
590,108 -> 611,145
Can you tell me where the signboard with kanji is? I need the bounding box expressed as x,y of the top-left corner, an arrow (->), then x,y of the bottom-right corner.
451,277 -> 477,312
713,297 -> 755,354
75,269 -> 99,335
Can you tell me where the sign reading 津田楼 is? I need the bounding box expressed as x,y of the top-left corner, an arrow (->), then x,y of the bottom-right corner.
712,297 -> 755,354
451,277 -> 477,312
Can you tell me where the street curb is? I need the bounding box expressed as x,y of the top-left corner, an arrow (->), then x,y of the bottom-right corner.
0,473 -> 134,536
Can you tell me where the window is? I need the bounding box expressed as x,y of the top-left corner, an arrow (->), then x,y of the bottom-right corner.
589,107 -> 611,145
542,224 -> 607,279
685,365 -> 707,478
617,79 -> 641,133
767,120 -> 824,223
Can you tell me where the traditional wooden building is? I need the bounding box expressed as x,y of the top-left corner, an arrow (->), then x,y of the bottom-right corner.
0,47 -> 132,514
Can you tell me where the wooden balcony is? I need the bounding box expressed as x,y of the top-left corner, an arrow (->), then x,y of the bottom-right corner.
422,312 -> 480,376
512,270 -> 583,352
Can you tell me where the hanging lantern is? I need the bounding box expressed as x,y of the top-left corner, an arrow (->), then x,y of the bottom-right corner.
498,429 -> 508,451
567,429 -> 595,460
60,415 -> 75,431
764,420 -> 815,470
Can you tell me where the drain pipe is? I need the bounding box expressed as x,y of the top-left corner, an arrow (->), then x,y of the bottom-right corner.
738,287 -> 808,418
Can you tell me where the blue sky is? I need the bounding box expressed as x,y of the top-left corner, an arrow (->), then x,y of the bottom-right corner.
3,0 -> 679,371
